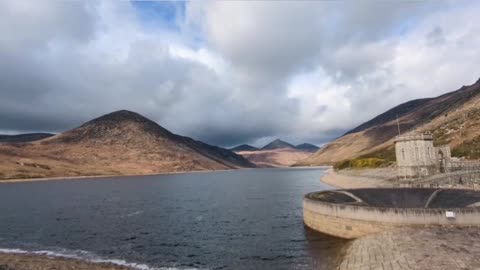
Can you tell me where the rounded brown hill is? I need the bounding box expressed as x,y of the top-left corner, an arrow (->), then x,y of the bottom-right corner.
0,110 -> 254,180
44,110 -> 175,145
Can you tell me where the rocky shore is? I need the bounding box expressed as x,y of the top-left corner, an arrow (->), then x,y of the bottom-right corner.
0,252 -> 135,270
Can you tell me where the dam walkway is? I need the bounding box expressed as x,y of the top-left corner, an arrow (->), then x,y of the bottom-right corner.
336,226 -> 480,270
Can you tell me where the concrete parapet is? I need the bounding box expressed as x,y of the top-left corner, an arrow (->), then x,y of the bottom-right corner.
394,133 -> 433,142
304,188 -> 480,239
419,170 -> 480,185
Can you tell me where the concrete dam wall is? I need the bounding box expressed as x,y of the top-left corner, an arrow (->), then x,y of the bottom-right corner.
304,188 -> 480,239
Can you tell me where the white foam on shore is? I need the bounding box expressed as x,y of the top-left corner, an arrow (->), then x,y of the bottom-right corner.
0,247 -> 202,270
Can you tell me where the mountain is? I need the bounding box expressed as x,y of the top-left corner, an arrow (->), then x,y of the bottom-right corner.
0,110 -> 254,180
230,144 -> 259,152
299,78 -> 480,165
0,133 -> 54,143
234,139 -> 314,167
236,148 -> 313,167
261,139 -> 295,150
231,141 -> 319,153
341,98 -> 433,136
295,143 -> 319,153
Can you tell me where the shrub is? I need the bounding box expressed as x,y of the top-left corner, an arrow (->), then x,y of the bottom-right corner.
452,137 -> 480,160
334,160 -> 352,170
334,158 -> 389,170
358,147 -> 396,162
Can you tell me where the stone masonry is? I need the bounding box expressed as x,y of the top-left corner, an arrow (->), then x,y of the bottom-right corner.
395,131 -> 480,180
336,226 -> 480,270
394,132 -> 450,179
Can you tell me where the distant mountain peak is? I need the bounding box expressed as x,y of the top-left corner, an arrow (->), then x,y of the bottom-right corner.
261,139 -> 295,150
84,110 -> 153,126
46,110 -> 173,145
230,144 -> 259,152
295,143 -> 319,153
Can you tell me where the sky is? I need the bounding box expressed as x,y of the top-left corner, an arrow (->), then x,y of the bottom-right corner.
0,0 -> 479,147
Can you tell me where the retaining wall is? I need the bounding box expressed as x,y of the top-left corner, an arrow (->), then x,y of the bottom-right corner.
304,189 -> 480,239
420,170 -> 480,185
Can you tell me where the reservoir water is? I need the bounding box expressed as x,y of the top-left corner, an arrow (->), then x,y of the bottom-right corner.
0,168 -> 345,269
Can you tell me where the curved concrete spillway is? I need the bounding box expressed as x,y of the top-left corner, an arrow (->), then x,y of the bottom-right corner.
304,188 -> 480,239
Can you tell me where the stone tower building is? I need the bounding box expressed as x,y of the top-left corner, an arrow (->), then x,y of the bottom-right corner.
394,132 -> 449,179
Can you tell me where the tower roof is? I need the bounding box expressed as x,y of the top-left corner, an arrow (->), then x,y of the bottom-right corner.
394,132 -> 433,143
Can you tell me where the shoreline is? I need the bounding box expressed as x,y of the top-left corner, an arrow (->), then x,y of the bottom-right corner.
320,168 -> 394,189
0,251 -> 136,270
0,166 -> 329,184
0,168 -> 237,184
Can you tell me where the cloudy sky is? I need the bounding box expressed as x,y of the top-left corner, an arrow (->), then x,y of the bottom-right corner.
1,1 -> 479,147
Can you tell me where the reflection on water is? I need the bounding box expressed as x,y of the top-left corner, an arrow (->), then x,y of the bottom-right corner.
0,168 -> 349,269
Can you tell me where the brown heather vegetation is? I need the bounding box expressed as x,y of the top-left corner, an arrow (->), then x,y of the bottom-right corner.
0,110 -> 254,180
452,137 -> 480,159
299,78 -> 480,166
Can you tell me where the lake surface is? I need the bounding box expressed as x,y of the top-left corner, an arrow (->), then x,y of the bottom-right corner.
0,168 -> 346,269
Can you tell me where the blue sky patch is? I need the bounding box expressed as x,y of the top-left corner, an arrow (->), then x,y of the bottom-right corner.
131,1 -> 185,31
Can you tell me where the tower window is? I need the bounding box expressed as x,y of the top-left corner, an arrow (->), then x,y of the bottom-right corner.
401,149 -> 405,160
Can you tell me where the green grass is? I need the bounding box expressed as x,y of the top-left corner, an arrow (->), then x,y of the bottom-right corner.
333,146 -> 396,170
358,147 -> 396,161
334,158 -> 391,170
452,137 -> 480,160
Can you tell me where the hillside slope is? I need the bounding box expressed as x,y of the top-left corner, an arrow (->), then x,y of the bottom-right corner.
299,78 -> 480,165
0,110 -> 254,180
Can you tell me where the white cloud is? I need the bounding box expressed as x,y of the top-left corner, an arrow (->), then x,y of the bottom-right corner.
286,0 -> 480,140
168,45 -> 226,74
0,0 -> 479,147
